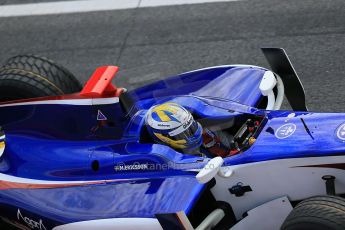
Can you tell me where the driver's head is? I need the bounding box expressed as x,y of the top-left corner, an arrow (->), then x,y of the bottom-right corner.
145,102 -> 202,151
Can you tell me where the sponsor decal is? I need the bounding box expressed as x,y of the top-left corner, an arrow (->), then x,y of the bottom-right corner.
17,209 -> 46,230
336,123 -> 345,141
97,110 -> 107,121
158,124 -> 171,128
275,123 -> 296,139
182,117 -> 192,129
114,163 -> 149,171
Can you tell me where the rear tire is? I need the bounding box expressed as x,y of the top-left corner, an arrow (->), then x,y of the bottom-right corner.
0,54 -> 82,101
281,196 -> 345,230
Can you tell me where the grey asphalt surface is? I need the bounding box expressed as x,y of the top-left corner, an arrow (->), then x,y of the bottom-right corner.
0,0 -> 344,112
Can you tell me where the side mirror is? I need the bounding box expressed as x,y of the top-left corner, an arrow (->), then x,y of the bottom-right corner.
260,71 -> 277,110
260,71 -> 276,96
196,157 -> 224,184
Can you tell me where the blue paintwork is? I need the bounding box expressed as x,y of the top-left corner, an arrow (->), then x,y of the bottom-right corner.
224,111 -> 345,165
130,66 -> 266,110
0,65 -> 344,228
0,176 -> 204,223
337,123 -> 345,141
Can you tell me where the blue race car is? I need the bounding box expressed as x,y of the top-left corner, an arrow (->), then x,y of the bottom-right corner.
0,48 -> 344,230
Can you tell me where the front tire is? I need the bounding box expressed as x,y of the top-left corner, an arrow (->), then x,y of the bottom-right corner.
0,54 -> 82,101
281,196 -> 345,230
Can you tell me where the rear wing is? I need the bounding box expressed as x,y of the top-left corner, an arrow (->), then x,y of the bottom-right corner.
261,48 -> 308,111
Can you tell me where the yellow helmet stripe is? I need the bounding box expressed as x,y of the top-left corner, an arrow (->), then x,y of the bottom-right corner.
156,110 -> 171,122
152,102 -> 180,122
154,133 -> 187,149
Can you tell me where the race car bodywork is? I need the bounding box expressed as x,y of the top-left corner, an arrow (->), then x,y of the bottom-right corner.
0,48 -> 344,230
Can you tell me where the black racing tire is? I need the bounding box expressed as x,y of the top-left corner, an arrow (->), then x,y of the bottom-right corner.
281,196 -> 345,230
0,54 -> 82,101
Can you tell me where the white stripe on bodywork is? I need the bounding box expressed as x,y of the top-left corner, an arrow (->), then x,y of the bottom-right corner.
0,97 -> 119,107
52,218 -> 162,230
0,172 -> 128,185
182,64 -> 267,74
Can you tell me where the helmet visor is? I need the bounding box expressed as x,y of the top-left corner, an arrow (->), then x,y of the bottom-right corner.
169,121 -> 199,141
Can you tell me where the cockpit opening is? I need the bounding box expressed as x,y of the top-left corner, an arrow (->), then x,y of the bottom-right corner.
140,107 -> 265,159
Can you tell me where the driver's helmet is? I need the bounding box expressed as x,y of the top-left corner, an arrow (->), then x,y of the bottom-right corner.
145,102 -> 202,151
